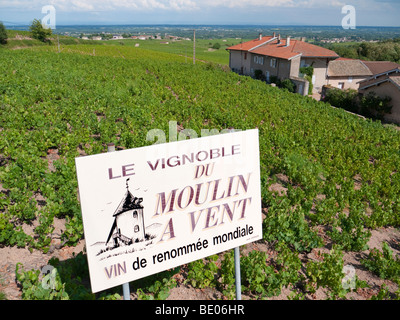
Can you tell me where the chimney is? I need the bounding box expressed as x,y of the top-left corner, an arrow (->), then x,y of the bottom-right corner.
286,36 -> 291,47
277,34 -> 281,45
258,33 -> 262,41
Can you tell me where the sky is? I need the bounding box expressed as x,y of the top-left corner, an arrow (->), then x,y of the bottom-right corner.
0,0 -> 399,27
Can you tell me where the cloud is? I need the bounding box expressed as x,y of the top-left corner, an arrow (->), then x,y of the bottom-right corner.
52,0 -> 199,11
0,0 -> 347,12
201,0 -> 346,9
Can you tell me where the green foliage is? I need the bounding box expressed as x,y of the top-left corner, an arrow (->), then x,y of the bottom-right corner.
48,253 -> 96,300
305,247 -> 349,299
240,246 -> 301,298
212,42 -> 221,50
1,41 -> 400,300
327,204 -> 371,251
263,197 -> 323,252
15,254 -> 122,300
132,268 -> 178,300
268,76 -> 296,93
219,250 -> 236,299
15,263 -> 69,300
323,88 -> 392,122
283,153 -> 324,191
187,255 -> 219,289
323,87 -> 359,113
29,19 -> 52,42
0,22 -> 7,45
326,41 -> 400,63
360,91 -> 392,120
300,66 -> 314,78
280,79 -> 296,93
361,242 -> 400,281
370,284 -> 392,300
254,69 -> 265,81
299,66 -> 313,95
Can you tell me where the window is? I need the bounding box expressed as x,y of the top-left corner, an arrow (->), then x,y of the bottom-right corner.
134,225 -> 139,233
253,55 -> 264,65
338,82 -> 344,89
298,84 -> 303,94
132,210 -> 138,218
270,58 -> 277,68
244,52 -> 247,60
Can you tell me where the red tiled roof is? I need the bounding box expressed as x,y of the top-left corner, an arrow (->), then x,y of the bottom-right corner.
227,36 -> 339,60
227,36 -> 274,51
292,40 -> 338,58
251,39 -> 300,60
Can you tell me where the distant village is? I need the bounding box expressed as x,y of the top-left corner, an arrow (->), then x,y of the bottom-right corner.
76,32 -> 191,41
319,37 -> 380,44
63,31 -> 382,44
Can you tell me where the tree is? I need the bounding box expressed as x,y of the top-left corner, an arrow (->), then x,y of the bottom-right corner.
323,88 -> 359,113
280,79 -> 296,93
360,92 -> 392,120
0,22 -> 7,45
212,42 -> 221,50
29,19 -> 52,42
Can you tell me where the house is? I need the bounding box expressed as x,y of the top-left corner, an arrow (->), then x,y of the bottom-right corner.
106,182 -> 146,248
138,35 -> 152,40
326,58 -> 373,90
358,67 -> 400,124
360,61 -> 400,75
326,59 -> 400,91
227,33 -> 339,95
165,35 -> 178,40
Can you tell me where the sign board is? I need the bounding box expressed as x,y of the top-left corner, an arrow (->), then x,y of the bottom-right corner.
75,129 -> 262,293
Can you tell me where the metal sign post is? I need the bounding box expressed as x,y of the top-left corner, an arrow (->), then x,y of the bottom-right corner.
228,127 -> 242,301
108,143 -> 131,301
234,247 -> 242,300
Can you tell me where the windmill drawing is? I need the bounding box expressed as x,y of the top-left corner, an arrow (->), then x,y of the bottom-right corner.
106,179 -> 146,248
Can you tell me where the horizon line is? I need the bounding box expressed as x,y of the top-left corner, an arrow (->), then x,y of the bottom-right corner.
4,23 -> 400,28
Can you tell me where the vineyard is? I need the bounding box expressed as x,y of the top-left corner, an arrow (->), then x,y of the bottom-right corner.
0,42 -> 400,300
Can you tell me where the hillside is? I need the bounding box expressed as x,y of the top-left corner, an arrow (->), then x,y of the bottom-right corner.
0,43 -> 400,300
1,29 -> 241,65
1,29 -> 106,49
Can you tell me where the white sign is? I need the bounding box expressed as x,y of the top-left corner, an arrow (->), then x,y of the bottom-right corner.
75,129 -> 262,293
